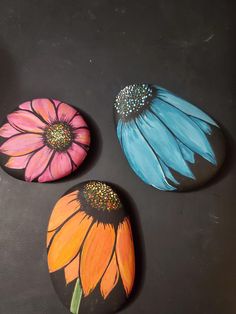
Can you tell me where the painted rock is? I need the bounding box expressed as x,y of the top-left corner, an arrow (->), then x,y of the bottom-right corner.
114,84 -> 225,191
47,181 -> 135,314
0,99 -> 90,182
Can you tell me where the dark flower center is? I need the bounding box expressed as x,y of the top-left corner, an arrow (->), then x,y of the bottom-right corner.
83,181 -> 121,211
114,84 -> 154,121
45,123 -> 73,151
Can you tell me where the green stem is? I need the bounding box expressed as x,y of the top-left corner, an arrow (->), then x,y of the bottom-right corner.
70,278 -> 82,314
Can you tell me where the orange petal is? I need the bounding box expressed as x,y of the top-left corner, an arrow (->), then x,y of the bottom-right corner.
48,212 -> 93,272
48,191 -> 80,231
64,254 -> 80,285
80,223 -> 115,296
47,230 -> 56,248
100,253 -> 119,299
116,218 -> 135,296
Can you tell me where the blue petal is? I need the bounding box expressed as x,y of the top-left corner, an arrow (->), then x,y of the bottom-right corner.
117,119 -> 123,145
117,119 -> 176,191
159,159 -> 179,185
191,117 -> 212,135
156,86 -> 218,127
151,98 -> 217,165
177,140 -> 195,164
137,110 -> 194,179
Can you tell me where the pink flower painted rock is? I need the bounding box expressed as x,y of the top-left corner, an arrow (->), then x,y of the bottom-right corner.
0,99 -> 90,182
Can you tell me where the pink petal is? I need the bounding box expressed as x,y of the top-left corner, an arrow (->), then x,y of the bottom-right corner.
38,165 -> 53,183
0,123 -> 20,138
25,146 -> 53,182
0,133 -> 44,156
50,152 -> 72,180
70,114 -> 88,129
67,142 -> 87,167
5,154 -> 32,169
8,110 -> 46,133
74,128 -> 91,146
52,99 -> 61,107
19,101 -> 32,111
57,103 -> 77,122
32,99 -> 57,124
72,163 -> 77,171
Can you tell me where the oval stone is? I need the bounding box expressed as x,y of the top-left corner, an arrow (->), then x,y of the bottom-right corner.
47,181 -> 135,314
114,84 -> 225,191
0,99 -> 90,182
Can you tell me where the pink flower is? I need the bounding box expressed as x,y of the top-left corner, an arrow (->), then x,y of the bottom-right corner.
0,99 -> 90,182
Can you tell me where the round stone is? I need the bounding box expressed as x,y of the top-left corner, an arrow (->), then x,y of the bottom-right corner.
47,181 -> 135,314
114,84 -> 226,191
0,99 -> 90,182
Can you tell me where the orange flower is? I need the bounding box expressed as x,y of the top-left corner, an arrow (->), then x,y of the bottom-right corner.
47,181 -> 135,300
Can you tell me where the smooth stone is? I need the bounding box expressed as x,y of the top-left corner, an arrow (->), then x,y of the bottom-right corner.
114,84 -> 225,191
0,99 -> 90,182
47,181 -> 135,314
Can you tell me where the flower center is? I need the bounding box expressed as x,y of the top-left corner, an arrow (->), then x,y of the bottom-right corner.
83,181 -> 121,211
45,123 -> 72,150
114,84 -> 154,121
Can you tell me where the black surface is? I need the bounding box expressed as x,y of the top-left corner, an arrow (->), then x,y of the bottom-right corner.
0,1 -> 235,314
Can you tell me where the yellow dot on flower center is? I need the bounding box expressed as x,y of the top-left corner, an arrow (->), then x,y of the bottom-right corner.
83,181 -> 121,211
45,123 -> 72,150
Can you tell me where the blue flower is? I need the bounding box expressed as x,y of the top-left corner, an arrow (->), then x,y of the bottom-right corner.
114,84 -> 219,191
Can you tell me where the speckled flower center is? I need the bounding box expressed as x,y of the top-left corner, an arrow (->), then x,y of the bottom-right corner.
114,84 -> 153,120
45,123 -> 72,150
83,182 -> 121,211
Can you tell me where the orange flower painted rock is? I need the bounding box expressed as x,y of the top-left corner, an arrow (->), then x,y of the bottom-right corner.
47,181 -> 135,313
0,99 -> 90,182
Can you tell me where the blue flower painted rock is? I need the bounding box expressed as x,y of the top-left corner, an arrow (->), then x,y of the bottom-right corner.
114,84 -> 225,191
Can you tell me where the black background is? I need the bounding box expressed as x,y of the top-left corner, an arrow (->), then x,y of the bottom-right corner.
0,0 -> 235,313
